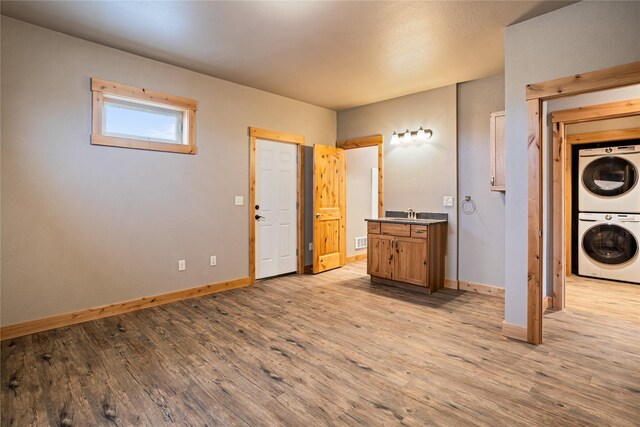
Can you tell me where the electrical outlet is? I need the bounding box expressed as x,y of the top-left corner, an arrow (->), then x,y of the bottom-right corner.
443,196 -> 454,207
235,196 -> 244,206
210,255 -> 217,266
309,243 -> 313,251
178,259 -> 186,271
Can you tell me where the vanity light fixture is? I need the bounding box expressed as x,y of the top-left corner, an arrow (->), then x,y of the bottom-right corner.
403,129 -> 413,143
390,131 -> 400,145
415,126 -> 430,141
389,127 -> 433,145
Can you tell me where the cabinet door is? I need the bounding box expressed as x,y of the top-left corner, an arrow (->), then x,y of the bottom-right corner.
367,234 -> 394,279
394,237 -> 428,286
490,111 -> 506,192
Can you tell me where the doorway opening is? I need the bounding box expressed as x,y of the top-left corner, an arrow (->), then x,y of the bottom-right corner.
547,100 -> 640,309
249,127 -> 305,282
343,141 -> 381,264
309,135 -> 384,274
525,61 -> 640,344
338,136 -> 384,265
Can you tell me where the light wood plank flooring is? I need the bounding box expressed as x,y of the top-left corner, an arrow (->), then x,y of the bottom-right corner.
1,262 -> 639,426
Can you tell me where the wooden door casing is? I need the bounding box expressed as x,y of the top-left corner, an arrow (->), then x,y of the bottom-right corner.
313,144 -> 346,273
248,127 -> 305,283
394,237 -> 428,286
367,234 -> 394,279
524,62 -> 640,344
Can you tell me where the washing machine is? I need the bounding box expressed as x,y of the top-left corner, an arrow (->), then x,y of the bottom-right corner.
578,145 -> 640,213
578,212 -> 639,283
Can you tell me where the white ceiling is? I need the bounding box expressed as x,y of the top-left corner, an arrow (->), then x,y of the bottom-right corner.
1,1 -> 574,110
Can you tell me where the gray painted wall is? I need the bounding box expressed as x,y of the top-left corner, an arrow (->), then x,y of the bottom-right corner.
457,74 -> 506,288
1,17 -> 336,326
337,85 -> 458,281
504,1 -> 640,326
346,146 -> 378,258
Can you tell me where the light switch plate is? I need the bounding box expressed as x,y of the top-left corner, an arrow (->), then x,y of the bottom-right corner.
235,196 -> 244,206
178,259 -> 186,271
443,196 -> 454,207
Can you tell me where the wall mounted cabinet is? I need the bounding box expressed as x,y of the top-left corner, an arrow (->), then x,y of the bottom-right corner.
490,110 -> 506,192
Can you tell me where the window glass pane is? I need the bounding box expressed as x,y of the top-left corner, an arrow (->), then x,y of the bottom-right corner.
103,98 -> 184,144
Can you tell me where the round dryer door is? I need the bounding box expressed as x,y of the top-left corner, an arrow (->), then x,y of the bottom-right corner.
582,224 -> 638,265
582,156 -> 637,197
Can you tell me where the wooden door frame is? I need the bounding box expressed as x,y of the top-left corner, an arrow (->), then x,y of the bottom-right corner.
552,107 -> 640,312
249,127 -> 305,283
336,134 -> 385,218
525,61 -> 640,344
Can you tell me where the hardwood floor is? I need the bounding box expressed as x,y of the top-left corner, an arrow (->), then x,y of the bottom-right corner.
1,262 -> 638,426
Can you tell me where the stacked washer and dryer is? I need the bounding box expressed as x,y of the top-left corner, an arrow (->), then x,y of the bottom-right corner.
578,144 -> 640,283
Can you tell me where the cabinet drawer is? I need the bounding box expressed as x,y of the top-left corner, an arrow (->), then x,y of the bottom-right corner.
411,225 -> 428,239
380,222 -> 410,237
367,222 -> 381,234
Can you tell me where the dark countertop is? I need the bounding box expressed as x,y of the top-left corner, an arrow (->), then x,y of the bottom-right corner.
365,218 -> 447,225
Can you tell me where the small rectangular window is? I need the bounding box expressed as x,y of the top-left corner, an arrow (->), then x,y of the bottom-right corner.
91,79 -> 197,154
102,96 -> 184,144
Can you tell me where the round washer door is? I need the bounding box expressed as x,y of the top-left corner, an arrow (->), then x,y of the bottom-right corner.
582,223 -> 638,265
582,156 -> 637,197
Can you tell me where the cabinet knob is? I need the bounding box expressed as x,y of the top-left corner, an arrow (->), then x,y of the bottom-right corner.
490,176 -> 495,186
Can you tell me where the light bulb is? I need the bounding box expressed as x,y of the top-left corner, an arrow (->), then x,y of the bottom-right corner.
403,130 -> 412,143
416,127 -> 426,141
390,131 -> 399,145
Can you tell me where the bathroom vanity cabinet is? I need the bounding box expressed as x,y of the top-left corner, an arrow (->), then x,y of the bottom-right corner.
366,218 -> 447,293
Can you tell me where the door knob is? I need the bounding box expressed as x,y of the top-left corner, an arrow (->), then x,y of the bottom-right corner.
255,214 -> 265,221
316,213 -> 321,218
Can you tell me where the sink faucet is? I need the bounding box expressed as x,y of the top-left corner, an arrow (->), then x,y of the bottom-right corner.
406,208 -> 416,219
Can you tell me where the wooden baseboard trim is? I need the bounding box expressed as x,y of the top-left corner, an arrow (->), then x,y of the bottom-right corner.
459,280 -> 505,298
0,277 -> 251,341
543,295 -> 554,312
444,279 -> 458,289
502,320 -> 528,342
346,253 -> 367,263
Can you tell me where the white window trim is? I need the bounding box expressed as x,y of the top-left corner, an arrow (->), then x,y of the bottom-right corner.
91,78 -> 197,154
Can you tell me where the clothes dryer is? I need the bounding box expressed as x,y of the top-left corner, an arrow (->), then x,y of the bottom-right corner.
578,145 -> 640,213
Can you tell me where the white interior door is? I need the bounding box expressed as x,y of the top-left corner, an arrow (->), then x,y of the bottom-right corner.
256,139 -> 298,279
